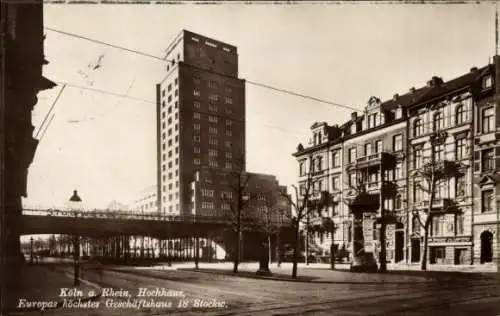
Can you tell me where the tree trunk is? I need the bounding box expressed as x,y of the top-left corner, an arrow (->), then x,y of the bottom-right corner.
330,242 -> 335,270
257,232 -> 272,275
421,222 -> 430,271
233,229 -> 240,273
379,221 -> 387,273
292,224 -> 300,278
276,231 -> 282,268
268,234 -> 272,266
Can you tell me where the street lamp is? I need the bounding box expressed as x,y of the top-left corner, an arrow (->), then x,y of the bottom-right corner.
30,236 -> 34,264
69,190 -> 82,286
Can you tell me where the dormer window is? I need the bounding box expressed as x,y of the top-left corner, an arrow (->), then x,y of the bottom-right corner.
299,160 -> 306,176
351,123 -> 356,135
395,107 -> 402,119
482,75 -> 493,90
367,113 -> 378,129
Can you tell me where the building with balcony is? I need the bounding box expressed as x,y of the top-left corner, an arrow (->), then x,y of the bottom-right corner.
341,96 -> 407,264
472,56 -> 500,266
294,57 -> 500,268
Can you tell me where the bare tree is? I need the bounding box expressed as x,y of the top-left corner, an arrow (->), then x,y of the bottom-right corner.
281,156 -> 317,279
252,187 -> 292,274
219,155 -> 254,273
410,131 -> 462,270
308,191 -> 338,269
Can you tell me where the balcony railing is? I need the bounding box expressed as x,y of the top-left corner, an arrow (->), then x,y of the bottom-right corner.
414,198 -> 456,211
367,181 -> 380,190
356,152 -> 382,163
356,152 -> 396,169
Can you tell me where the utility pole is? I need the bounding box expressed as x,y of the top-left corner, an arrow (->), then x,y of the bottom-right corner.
379,158 -> 387,273
305,211 -> 310,265
30,236 -> 34,264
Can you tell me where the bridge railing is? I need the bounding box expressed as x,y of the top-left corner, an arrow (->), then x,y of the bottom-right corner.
22,208 -> 232,223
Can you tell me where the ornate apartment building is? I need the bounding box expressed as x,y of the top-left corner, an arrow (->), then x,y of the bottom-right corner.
294,57 -> 500,267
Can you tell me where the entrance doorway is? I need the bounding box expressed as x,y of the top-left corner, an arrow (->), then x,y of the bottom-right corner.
395,231 -> 404,262
454,248 -> 468,265
430,246 -> 446,264
411,238 -> 420,263
480,231 -> 493,264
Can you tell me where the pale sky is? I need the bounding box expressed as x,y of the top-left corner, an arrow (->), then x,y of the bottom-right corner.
24,2 -> 495,209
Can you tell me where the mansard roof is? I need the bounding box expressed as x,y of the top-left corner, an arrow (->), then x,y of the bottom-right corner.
382,64 -> 492,111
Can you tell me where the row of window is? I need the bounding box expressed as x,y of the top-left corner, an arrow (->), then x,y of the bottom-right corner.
413,176 -> 468,202
411,213 -> 465,236
199,190 -> 234,200
193,76 -> 233,92
348,135 -> 403,163
300,137 -> 400,175
133,200 -> 158,213
193,158 -> 233,169
193,112 -> 234,126
412,138 -> 469,168
162,204 -> 180,213
161,124 -> 179,139
161,147 -> 179,160
161,77 -> 178,98
162,181 -> 179,192
412,105 -> 493,138
193,101 -> 233,115
164,192 -> 180,202
193,89 -> 233,104
346,165 -> 403,187
162,169 -> 179,181
162,181 -> 179,191
193,147 -> 233,158
162,158 -> 179,172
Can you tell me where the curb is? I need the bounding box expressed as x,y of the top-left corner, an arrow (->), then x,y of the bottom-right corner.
177,268 -> 434,285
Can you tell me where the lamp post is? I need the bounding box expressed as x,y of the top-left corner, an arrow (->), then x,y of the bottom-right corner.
29,237 -> 34,264
69,190 -> 82,286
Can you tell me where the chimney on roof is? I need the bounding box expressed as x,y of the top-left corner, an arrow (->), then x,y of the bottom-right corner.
393,94 -> 399,101
494,55 -> 500,94
409,87 -> 416,93
427,76 -> 443,87
351,112 -> 357,121
470,67 -> 478,73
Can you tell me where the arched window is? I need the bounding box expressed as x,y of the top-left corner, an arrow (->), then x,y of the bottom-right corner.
456,104 -> 465,125
412,216 -> 420,233
413,119 -> 423,137
316,156 -> 323,171
433,112 -> 444,131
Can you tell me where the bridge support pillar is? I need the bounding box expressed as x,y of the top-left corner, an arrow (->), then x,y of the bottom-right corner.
195,236 -> 200,269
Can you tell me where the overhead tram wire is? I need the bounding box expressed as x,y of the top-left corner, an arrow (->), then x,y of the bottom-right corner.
50,79 -> 303,136
44,26 -> 362,112
38,114 -> 56,144
35,84 -> 66,139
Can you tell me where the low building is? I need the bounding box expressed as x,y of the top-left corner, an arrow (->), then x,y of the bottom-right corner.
131,185 -> 158,215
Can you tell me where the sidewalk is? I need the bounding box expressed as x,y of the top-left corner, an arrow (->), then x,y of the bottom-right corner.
175,262 -> 436,284
171,261 -> 499,284
7,262 -> 102,313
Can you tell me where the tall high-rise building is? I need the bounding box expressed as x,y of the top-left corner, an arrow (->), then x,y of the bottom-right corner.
156,30 -> 245,216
